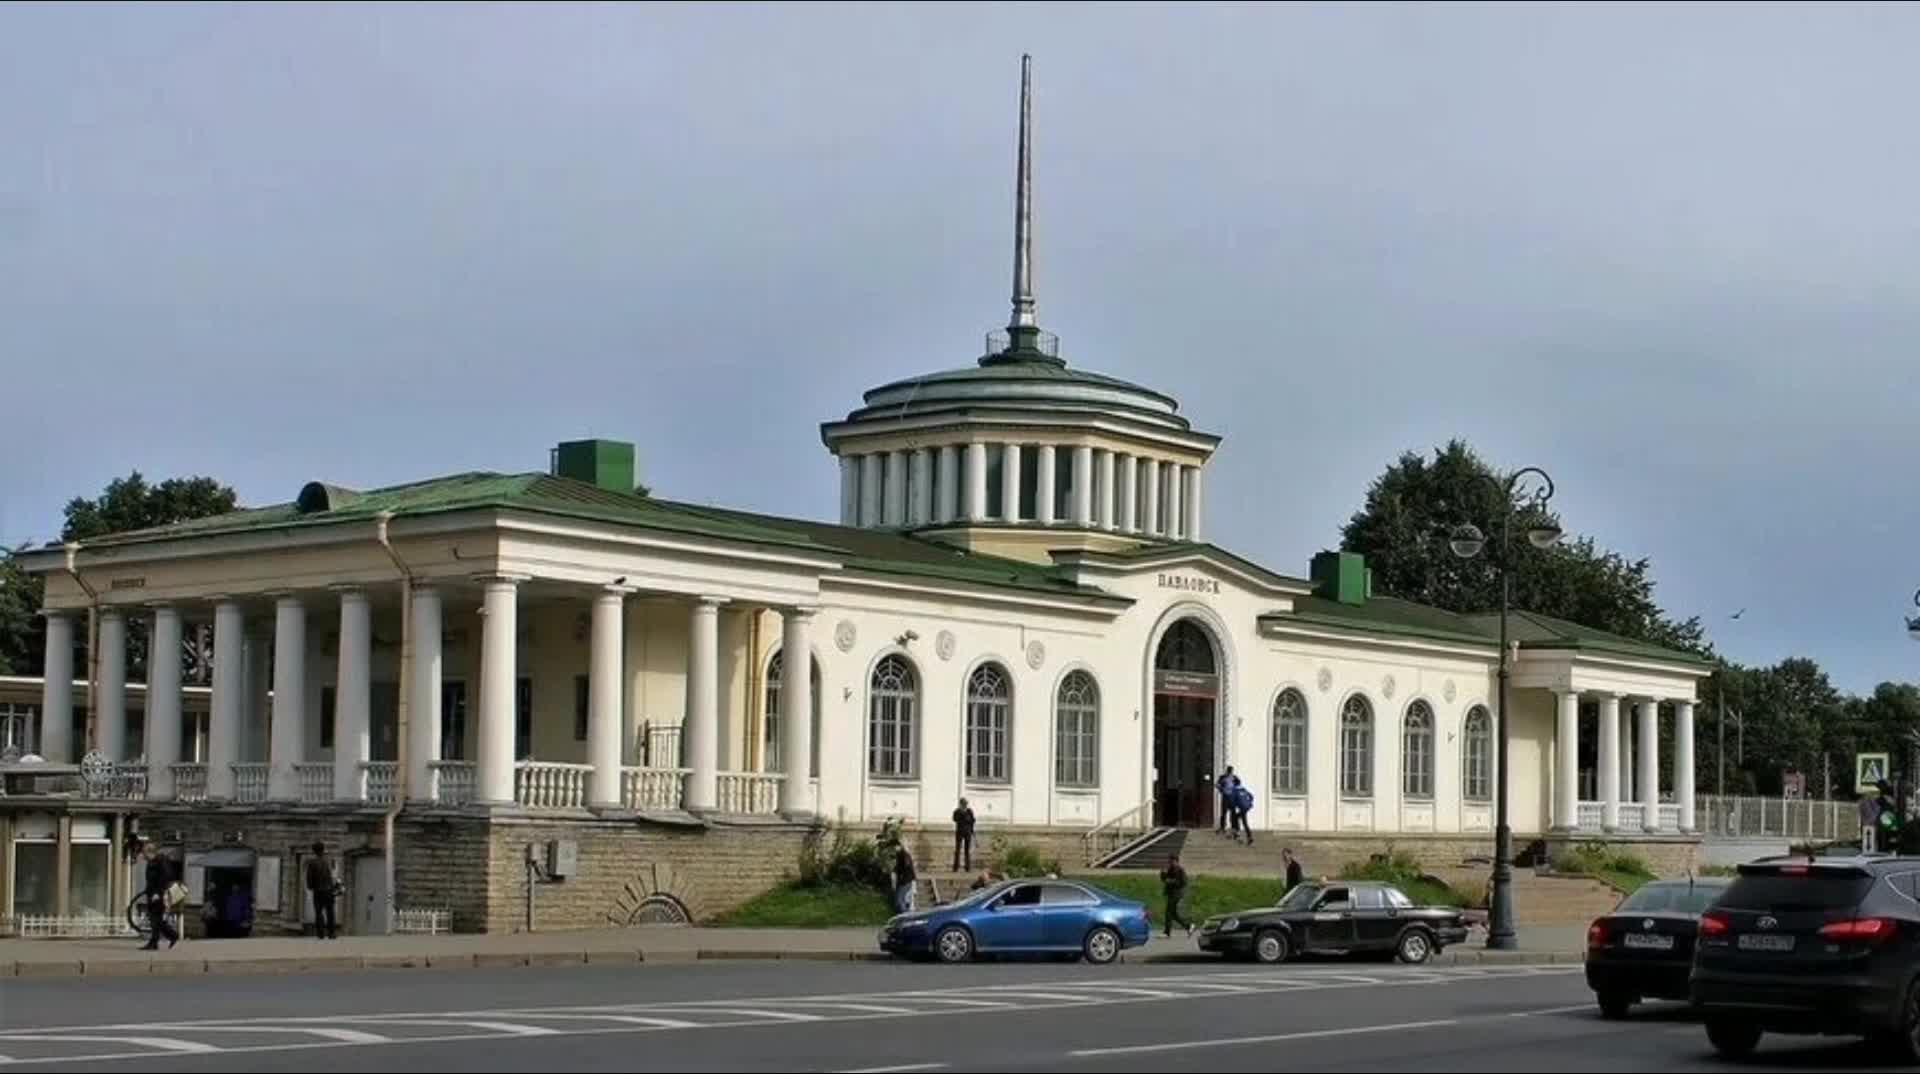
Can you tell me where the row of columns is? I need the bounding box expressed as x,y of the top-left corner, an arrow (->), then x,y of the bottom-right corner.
839,444 -> 1204,539
1552,691 -> 1697,833
41,582 -> 819,817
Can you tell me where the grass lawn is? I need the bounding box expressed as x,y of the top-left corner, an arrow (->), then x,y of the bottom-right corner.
711,882 -> 894,928
1071,873 -> 1290,925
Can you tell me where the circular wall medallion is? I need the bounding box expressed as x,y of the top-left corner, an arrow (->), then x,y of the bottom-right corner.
834,619 -> 857,653
935,630 -> 957,661
624,893 -> 691,926
1443,679 -> 1457,703
1025,640 -> 1046,670
1382,674 -> 1397,700
1316,667 -> 1333,693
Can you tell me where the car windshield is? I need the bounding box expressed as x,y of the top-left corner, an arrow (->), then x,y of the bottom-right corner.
1722,869 -> 1874,912
1618,882 -> 1726,914
1277,885 -> 1321,911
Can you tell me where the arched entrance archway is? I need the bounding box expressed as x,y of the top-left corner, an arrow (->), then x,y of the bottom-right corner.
1153,619 -> 1222,827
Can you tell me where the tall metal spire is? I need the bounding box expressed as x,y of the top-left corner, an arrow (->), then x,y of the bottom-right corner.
1009,53 -> 1036,331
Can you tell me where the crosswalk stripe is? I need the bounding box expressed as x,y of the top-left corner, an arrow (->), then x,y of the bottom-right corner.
0,1036 -> 218,1054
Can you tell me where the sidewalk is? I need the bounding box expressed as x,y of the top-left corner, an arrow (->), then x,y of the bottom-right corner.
0,925 -> 1588,978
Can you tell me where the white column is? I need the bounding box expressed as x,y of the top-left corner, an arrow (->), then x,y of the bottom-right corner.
587,587 -> 627,808
40,611 -> 74,763
1597,693 -> 1621,832
716,606 -> 748,770
408,586 -> 443,801
208,599 -> 244,800
683,596 -> 724,812
477,576 -> 520,805
243,630 -> 270,762
777,607 -> 817,816
838,456 -> 860,525
267,595 -> 306,801
1555,690 -> 1580,830
1035,444 -> 1057,525
1094,449 -> 1115,530
859,453 -> 884,527
1675,700 -> 1697,832
1620,715 -> 1634,802
1142,458 -> 1163,537
333,588 -> 371,802
1118,454 -> 1139,533
936,445 -> 960,523
964,443 -> 988,522
1071,445 -> 1094,526
1184,466 -> 1204,542
1001,443 -> 1024,522
1637,698 -> 1660,831
96,608 -> 127,761
1165,464 -> 1184,540
910,449 -> 933,526
883,450 -> 908,527
146,606 -> 183,799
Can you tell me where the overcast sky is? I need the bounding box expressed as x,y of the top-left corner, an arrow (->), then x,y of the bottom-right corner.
2,3 -> 1914,691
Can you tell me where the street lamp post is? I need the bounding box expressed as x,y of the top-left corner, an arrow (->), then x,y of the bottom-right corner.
1449,466 -> 1562,952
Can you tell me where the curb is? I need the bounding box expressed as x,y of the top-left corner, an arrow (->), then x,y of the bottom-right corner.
5,948 -> 1582,978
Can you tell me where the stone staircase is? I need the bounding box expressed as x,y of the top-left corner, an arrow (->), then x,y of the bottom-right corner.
1431,865 -> 1625,927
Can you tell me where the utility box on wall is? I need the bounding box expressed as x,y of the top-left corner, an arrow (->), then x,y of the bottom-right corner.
546,839 -> 579,880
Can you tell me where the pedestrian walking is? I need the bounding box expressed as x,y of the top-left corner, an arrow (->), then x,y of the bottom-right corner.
893,843 -> 918,914
138,842 -> 179,951
952,797 -> 977,872
1216,767 -> 1237,833
1160,854 -> 1194,937
1860,788 -> 1885,853
305,842 -> 339,940
1233,781 -> 1255,845
1282,848 -> 1304,891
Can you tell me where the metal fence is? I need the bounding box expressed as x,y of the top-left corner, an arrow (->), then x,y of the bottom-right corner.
1696,795 -> 1855,841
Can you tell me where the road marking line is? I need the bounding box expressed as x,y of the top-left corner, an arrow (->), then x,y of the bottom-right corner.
678,1008 -> 823,1023
345,1019 -> 558,1037
164,1026 -> 391,1044
494,1014 -> 704,1029
1506,1004 -> 1598,1018
1069,1018 -> 1459,1057
0,1036 -> 219,1054
832,1065 -> 948,1073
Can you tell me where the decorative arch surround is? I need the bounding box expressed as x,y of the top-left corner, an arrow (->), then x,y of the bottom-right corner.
1140,601 -> 1237,829
1053,666 -> 1100,790
606,861 -> 704,926
1462,703 -> 1493,803
963,660 -> 1014,784
866,650 -> 921,781
763,645 -> 824,778
1268,685 -> 1309,798
1401,698 -> 1436,800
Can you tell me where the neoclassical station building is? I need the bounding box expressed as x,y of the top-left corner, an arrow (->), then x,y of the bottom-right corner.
2,60 -> 1710,935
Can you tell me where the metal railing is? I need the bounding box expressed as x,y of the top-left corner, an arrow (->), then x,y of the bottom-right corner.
515,761 -> 591,810
14,913 -> 135,939
171,763 -> 208,802
101,763 -> 148,800
233,763 -> 269,804
1082,798 -> 1153,866
1696,795 -> 1853,841
716,771 -> 783,815
296,763 -> 333,804
393,908 -> 451,935
623,766 -> 687,811
432,761 -> 475,806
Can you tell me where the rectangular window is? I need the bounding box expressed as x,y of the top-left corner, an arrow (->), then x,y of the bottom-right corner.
868,696 -> 916,779
515,677 -> 533,761
1272,721 -> 1306,797
573,675 -> 590,742
0,702 -> 35,756
1465,734 -> 1492,801
965,701 -> 1009,783
1341,726 -> 1373,797
441,682 -> 468,761
1055,709 -> 1098,788
319,687 -> 336,750
11,842 -> 58,918
67,842 -> 112,918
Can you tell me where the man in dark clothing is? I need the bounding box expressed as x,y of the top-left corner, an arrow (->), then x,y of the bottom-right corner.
305,842 -> 339,940
892,844 -> 918,914
139,843 -> 178,950
1160,854 -> 1194,937
1216,767 -> 1237,833
1282,848 -> 1304,891
952,798 -> 977,872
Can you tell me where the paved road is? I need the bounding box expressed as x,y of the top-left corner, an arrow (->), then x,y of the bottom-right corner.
0,960 -> 1907,1072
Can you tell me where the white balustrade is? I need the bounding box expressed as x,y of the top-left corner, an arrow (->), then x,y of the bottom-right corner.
296,763 -> 333,804
432,761 -> 476,806
1616,803 -> 1646,833
362,761 -> 401,805
1576,801 -> 1604,832
1656,803 -> 1682,833
171,763 -> 208,802
622,766 -> 688,811
716,771 -> 784,815
515,761 -> 592,810
104,763 -> 149,800
233,763 -> 269,803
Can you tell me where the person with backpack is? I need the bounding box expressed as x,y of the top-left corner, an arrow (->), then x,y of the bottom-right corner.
305,842 -> 340,940
1216,768 -> 1237,834
1232,780 -> 1255,845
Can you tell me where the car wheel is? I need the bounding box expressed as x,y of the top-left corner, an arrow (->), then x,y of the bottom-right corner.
1083,926 -> 1122,966
934,926 -> 974,965
1871,978 -> 1920,1063
1597,990 -> 1633,1021
1395,928 -> 1434,965
1705,1018 -> 1762,1059
1253,929 -> 1291,965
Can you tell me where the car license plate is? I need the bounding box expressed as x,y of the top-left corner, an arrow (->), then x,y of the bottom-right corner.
1623,932 -> 1674,951
1737,933 -> 1795,953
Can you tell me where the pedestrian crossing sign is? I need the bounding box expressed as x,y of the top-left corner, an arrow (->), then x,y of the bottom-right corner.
1856,752 -> 1890,793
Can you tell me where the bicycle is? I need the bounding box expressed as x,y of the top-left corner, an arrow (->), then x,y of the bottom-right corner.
126,891 -> 183,942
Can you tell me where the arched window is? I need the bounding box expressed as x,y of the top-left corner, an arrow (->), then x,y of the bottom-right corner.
1463,706 -> 1493,802
1054,671 -> 1099,788
964,663 -> 1012,783
763,649 -> 822,778
1269,689 -> 1308,796
868,655 -> 919,779
1402,700 -> 1435,799
1340,695 -> 1374,798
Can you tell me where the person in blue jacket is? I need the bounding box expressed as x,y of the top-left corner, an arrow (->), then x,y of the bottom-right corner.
1232,781 -> 1255,845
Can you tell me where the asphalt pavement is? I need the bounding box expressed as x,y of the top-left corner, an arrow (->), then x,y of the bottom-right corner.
0,958 -> 1908,1072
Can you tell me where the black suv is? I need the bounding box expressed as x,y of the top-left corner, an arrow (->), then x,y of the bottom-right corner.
1691,854 -> 1920,1061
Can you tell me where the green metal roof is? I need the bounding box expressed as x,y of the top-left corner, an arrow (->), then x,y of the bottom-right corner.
863,359 -> 1177,406
1271,594 -> 1709,669
1468,610 -> 1716,668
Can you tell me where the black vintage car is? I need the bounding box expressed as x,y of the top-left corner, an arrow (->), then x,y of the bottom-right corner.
1584,876 -> 1730,1018
1197,880 -> 1470,965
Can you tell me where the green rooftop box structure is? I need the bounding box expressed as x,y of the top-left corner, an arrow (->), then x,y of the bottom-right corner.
1311,550 -> 1372,607
552,439 -> 637,495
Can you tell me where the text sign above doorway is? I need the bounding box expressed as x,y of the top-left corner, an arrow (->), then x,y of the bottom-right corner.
1154,670 -> 1219,699
1157,573 -> 1221,595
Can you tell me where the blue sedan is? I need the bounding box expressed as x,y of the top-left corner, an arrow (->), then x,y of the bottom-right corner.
879,879 -> 1153,964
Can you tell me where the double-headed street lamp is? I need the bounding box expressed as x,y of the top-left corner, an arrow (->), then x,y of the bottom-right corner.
1449,466 -> 1564,951
1906,587 -> 1919,641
